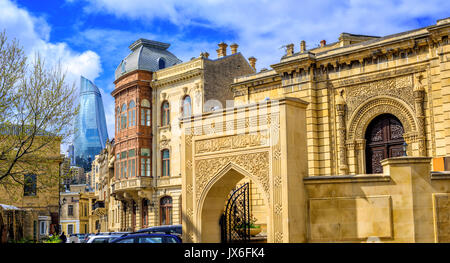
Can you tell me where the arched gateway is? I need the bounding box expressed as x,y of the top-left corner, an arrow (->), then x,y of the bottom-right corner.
181,98 -> 309,243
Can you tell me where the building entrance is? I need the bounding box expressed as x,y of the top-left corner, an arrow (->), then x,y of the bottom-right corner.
365,114 -> 405,173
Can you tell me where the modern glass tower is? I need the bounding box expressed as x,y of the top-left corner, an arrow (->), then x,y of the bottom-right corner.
73,76 -> 109,171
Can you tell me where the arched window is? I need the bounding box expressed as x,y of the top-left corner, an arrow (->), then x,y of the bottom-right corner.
141,99 -> 151,127
161,101 -> 170,126
160,196 -> 172,225
158,58 -> 166,69
162,149 -> 170,177
128,100 -> 136,127
182,95 -> 192,117
121,104 -> 127,129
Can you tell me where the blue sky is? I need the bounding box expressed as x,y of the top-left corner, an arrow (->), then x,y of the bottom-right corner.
0,0 -> 449,153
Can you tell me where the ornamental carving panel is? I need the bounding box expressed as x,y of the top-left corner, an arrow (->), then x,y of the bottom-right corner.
390,119 -> 404,140
370,150 -> 384,174
370,122 -> 384,142
345,75 -> 414,121
195,151 -> 270,202
348,97 -> 416,140
195,131 -> 269,154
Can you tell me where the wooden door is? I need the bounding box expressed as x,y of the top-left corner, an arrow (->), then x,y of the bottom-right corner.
365,114 -> 405,174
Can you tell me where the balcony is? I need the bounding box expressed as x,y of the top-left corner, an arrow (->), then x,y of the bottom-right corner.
111,177 -> 152,194
92,201 -> 106,216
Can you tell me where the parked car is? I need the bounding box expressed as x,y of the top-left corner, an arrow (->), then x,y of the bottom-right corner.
86,234 -> 125,243
83,232 -> 128,243
68,233 -> 87,243
110,233 -> 181,243
135,224 -> 182,237
83,233 -> 94,243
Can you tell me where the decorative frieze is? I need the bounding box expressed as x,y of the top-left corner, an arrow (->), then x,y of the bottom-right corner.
345,75 -> 414,121
195,131 -> 269,155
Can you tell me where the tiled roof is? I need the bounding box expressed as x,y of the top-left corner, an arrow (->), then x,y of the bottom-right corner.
115,38 -> 182,80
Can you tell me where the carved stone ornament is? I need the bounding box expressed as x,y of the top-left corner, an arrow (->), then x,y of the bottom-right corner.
195,131 -> 269,155
347,96 -> 417,141
274,203 -> 283,215
345,75 -> 414,121
195,151 -> 270,203
186,184 -> 193,194
275,232 -> 283,243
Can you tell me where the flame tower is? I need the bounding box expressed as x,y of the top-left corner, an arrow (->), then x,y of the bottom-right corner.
73,76 -> 109,171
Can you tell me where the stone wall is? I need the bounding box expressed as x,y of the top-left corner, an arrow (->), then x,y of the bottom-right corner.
304,157 -> 450,242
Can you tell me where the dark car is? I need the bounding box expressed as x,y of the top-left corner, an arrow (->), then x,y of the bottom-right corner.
110,233 -> 181,243
135,224 -> 182,236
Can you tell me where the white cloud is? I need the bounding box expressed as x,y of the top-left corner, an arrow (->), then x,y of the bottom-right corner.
0,0 -> 102,83
72,0 -> 450,70
0,0 -> 103,153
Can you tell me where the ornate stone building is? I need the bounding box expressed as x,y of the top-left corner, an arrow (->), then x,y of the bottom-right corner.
181,17 -> 450,242
110,39 -> 254,232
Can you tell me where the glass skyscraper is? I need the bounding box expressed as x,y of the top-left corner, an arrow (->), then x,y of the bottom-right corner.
73,76 -> 109,171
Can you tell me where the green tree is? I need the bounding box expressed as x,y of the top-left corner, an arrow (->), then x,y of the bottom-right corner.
0,30 -> 78,191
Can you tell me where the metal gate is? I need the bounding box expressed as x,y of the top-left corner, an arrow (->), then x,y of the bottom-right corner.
220,183 -> 250,243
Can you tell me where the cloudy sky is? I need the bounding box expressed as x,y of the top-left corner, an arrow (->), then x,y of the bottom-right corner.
1,0 -> 449,153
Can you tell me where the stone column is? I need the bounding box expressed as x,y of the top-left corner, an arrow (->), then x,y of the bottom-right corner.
136,198 -> 142,230
119,201 -> 125,231
336,93 -> 348,174
414,75 -> 426,156
355,139 -> 366,174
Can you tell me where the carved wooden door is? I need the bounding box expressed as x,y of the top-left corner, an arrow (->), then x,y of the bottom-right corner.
365,114 -> 405,174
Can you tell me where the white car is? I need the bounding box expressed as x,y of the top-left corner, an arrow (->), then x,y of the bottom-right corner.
86,235 -> 123,243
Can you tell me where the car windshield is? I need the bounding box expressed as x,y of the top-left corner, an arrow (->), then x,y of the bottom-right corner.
139,236 -> 163,243
117,238 -> 134,243
91,238 -> 111,243
166,236 -> 178,243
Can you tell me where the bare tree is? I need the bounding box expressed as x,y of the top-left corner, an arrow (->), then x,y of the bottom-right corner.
0,30 -> 79,192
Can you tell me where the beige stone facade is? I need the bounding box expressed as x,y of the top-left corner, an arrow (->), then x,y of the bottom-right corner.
180,17 -> 450,242
109,39 -> 254,232
233,18 -> 450,176
60,187 -> 90,235
96,17 -> 450,242
0,138 -> 62,240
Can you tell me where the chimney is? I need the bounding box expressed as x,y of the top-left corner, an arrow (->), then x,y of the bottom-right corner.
300,40 -> 306,52
286,43 -> 294,56
200,52 -> 210,59
217,42 -> 228,58
320,40 -> 326,47
248,57 -> 257,71
230,43 -> 239,54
